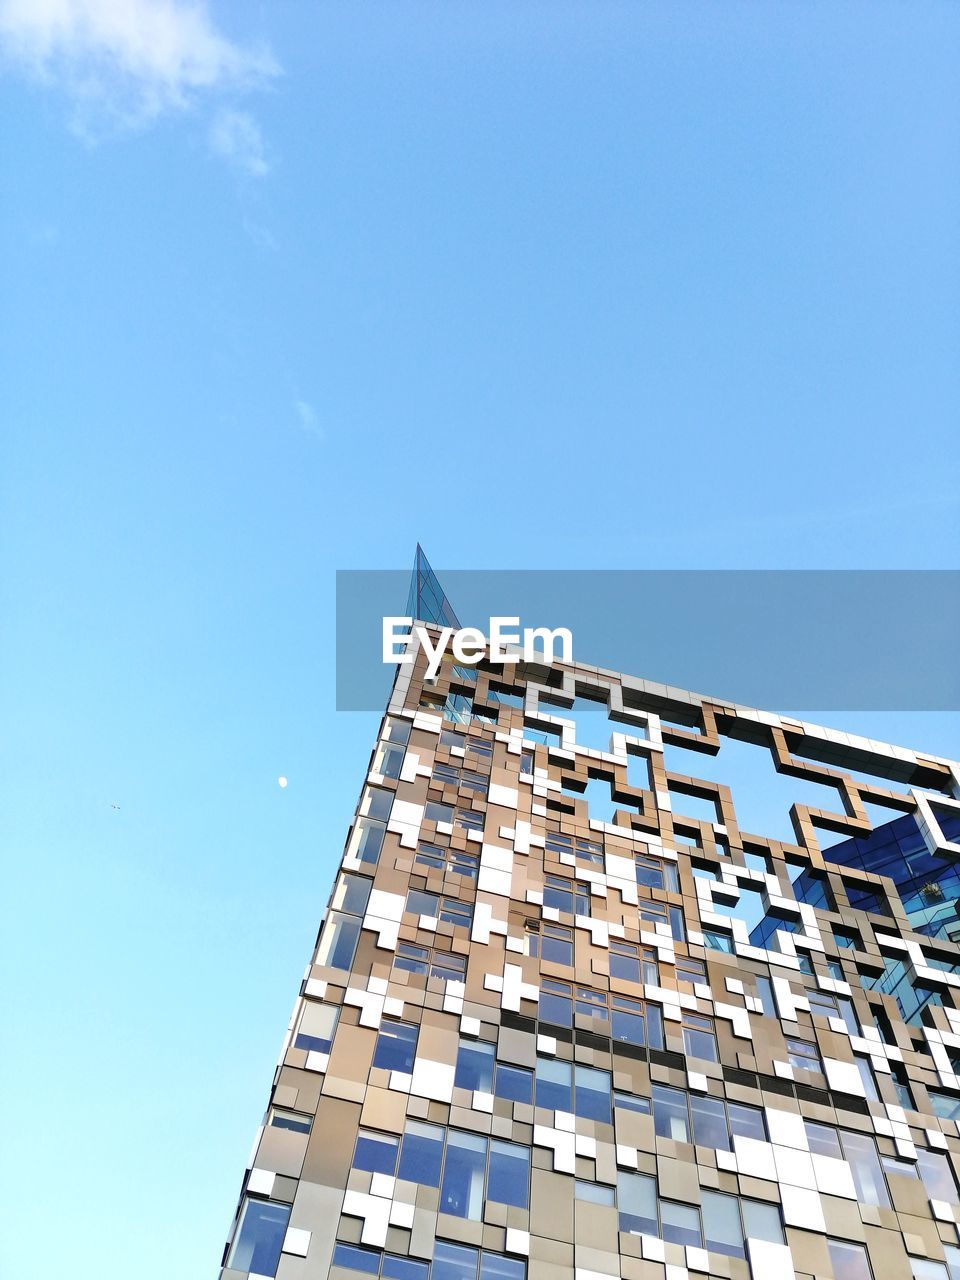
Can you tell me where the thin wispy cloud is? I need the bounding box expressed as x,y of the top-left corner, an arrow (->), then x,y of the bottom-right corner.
242,215 -> 278,252
210,107 -> 268,177
0,0 -> 278,162
294,399 -> 323,441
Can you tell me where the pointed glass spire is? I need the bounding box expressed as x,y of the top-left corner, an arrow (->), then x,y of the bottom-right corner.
405,544 -> 461,628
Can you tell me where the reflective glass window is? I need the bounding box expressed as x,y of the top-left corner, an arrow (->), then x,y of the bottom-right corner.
229,1199 -> 291,1276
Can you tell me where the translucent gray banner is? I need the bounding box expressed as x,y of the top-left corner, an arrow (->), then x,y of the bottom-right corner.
336,570 -> 960,712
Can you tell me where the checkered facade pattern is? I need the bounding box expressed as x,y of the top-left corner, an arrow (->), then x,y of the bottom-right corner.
221,631 -> 960,1280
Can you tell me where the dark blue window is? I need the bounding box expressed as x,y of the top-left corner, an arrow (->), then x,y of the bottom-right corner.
354,1130 -> 399,1175
455,1041 -> 494,1092
334,1244 -> 382,1274
318,912 -> 361,970
397,1122 -> 444,1186
383,1258 -> 430,1280
574,1064 -> 612,1123
495,1064 -> 533,1105
535,1059 -> 572,1112
374,1020 -> 418,1073
439,1131 -> 486,1219
487,1140 -> 529,1208
229,1199 -> 291,1276
612,995 -> 662,1048
539,980 -> 572,1027
365,788 -> 394,820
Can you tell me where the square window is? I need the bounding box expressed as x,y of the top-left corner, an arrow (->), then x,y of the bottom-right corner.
354,1130 -> 399,1175
681,1013 -> 718,1062
407,889 -> 440,919
384,1257 -> 429,1280
575,1064 -> 612,1124
728,1102 -> 766,1142
495,1063 -> 533,1105
316,912 -> 361,970
374,1020 -> 418,1074
741,1198 -> 783,1244
450,851 -> 479,878
918,1149 -> 959,1204
834,926 -> 860,951
576,986 -> 610,1022
786,1036 -> 821,1074
541,924 -> 573,966
613,995 -> 660,1048
676,957 -> 706,984
575,1180 -> 615,1205
455,1040 -> 495,1093
804,1122 -> 842,1160
229,1198 -> 291,1276
331,873 -> 372,917
415,842 -> 447,871
431,951 -> 467,983
652,1085 -> 690,1142
433,1242 -> 478,1280
808,991 -> 840,1019
480,1254 -> 524,1280
912,1262 -> 949,1280
397,1121 -> 444,1187
614,1092 -> 652,1115
268,1106 -> 312,1135
382,718 -> 411,745
610,941 -> 644,985
661,1199 -> 702,1248
351,816 -> 386,865
440,898 -> 473,928
333,1243 -> 381,1275
827,1240 -> 872,1280
535,1058 -> 573,1113
701,1190 -> 743,1257
544,875 -> 576,915
294,1000 -> 338,1055
394,943 -> 429,976
455,808 -> 483,832
691,1094 -> 728,1150
617,1171 -> 658,1235
930,1091 -> 960,1123
539,980 -> 572,1027
362,788 -> 393,820
704,929 -> 734,954
374,741 -> 405,780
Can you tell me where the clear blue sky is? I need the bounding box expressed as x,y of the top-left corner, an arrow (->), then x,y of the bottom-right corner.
1,3 -> 958,1278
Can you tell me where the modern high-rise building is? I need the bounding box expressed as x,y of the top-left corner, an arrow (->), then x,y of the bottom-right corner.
220,554 -> 960,1280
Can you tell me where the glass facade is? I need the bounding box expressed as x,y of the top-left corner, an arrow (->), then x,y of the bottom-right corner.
221,553 -> 960,1280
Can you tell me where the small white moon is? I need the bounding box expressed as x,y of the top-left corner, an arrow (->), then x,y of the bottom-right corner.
278,776 -> 288,789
